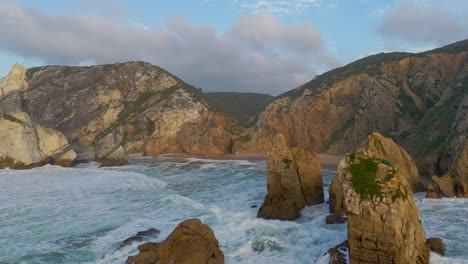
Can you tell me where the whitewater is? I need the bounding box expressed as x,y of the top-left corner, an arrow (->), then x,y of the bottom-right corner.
0,158 -> 466,264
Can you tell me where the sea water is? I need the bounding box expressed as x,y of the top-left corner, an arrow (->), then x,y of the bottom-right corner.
0,158 -> 466,264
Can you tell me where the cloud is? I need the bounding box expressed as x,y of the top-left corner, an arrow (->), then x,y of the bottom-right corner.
377,0 -> 467,45
239,0 -> 322,16
0,2 -> 338,95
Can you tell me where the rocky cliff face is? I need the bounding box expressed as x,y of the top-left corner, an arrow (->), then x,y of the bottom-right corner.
337,152 -> 429,264
234,40 -> 468,178
17,62 -> 241,162
426,136 -> 468,198
257,134 -> 323,220
0,64 -> 76,168
127,218 -> 224,264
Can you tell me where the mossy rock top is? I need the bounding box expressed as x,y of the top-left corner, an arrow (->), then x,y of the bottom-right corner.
346,153 -> 407,201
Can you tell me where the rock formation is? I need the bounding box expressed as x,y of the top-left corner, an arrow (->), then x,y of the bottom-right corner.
359,132 -> 422,192
126,218 -> 224,264
233,40 -> 468,179
0,64 -> 76,169
257,133 -> 323,220
20,62 -> 242,163
426,237 -> 445,256
426,136 -> 468,198
337,152 -> 429,264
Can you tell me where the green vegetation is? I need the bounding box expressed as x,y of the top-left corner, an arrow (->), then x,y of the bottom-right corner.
398,88 -> 423,119
205,92 -> 274,125
240,134 -> 252,142
349,157 -> 382,200
1,113 -> 24,124
281,158 -> 292,169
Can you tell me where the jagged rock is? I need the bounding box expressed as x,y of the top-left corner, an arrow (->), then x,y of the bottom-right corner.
0,65 -> 76,169
257,133 -> 323,220
122,228 -> 160,246
97,146 -> 128,167
327,241 -> 349,264
126,218 -> 224,264
426,137 -> 468,198
426,237 -> 445,255
338,152 -> 429,264
325,214 -> 347,225
360,132 -> 422,192
0,63 -> 28,96
328,175 -> 345,216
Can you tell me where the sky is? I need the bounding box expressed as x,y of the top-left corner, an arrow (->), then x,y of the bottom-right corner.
0,0 -> 467,95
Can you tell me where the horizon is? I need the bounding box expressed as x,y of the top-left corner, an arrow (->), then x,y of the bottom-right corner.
0,0 -> 467,95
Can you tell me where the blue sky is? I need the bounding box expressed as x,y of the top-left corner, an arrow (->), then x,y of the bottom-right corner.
0,0 -> 467,94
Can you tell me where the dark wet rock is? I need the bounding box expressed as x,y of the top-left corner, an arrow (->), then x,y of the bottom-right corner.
327,240 -> 349,264
250,205 -> 257,208
427,237 -> 445,256
325,214 -> 347,225
122,228 -> 160,246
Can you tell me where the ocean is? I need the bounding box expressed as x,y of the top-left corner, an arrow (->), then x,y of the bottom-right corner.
0,158 -> 466,263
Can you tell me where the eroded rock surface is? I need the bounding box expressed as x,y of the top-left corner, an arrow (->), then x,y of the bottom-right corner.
427,137 -> 468,198
233,41 -> 468,179
0,64 -> 76,169
337,152 -> 429,264
257,133 -> 323,220
126,218 -> 224,264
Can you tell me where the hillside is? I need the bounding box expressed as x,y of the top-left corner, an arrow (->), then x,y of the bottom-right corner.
16,61 -> 243,161
234,39 -> 468,178
206,92 -> 273,125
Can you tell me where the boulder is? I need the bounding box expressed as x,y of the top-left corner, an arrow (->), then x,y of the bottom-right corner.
426,138 -> 468,198
122,228 -> 160,246
360,132 -> 423,192
257,133 -> 323,220
337,152 -> 429,264
325,214 -> 347,225
426,237 -> 445,255
328,175 -> 345,216
97,146 -> 128,167
126,218 -> 224,264
327,241 -> 349,264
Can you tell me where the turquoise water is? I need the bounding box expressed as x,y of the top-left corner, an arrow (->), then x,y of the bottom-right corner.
0,158 -> 466,263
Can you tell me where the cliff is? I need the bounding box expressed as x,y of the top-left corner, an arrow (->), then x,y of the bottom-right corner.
19,62 -> 242,163
233,39 -> 468,178
0,64 -> 76,168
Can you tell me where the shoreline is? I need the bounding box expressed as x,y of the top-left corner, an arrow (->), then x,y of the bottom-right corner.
128,152 -> 342,171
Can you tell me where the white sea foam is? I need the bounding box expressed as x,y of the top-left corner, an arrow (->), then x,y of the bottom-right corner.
0,162 -> 466,264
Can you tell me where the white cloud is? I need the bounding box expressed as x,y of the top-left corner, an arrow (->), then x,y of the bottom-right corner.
239,0 -> 322,16
377,0 -> 468,45
0,2 -> 338,95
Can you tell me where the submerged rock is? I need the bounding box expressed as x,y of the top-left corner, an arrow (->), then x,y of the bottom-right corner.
257,133 -> 323,220
126,218 -> 224,264
122,228 -> 160,246
337,152 -> 429,264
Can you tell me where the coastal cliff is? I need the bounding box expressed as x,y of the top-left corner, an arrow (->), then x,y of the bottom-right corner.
234,40 -> 468,179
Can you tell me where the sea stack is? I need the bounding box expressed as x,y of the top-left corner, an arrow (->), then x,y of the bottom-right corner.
257,133 -> 324,220
337,152 -> 429,263
126,218 -> 224,264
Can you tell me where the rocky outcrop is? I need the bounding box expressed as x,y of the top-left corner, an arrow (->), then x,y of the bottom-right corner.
233,40 -> 468,179
427,237 -> 445,256
97,146 -> 128,167
337,152 -> 429,264
126,218 -> 224,264
0,64 -> 76,169
257,134 -> 323,220
426,137 -> 468,198
20,62 -> 241,162
360,132 -> 422,192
